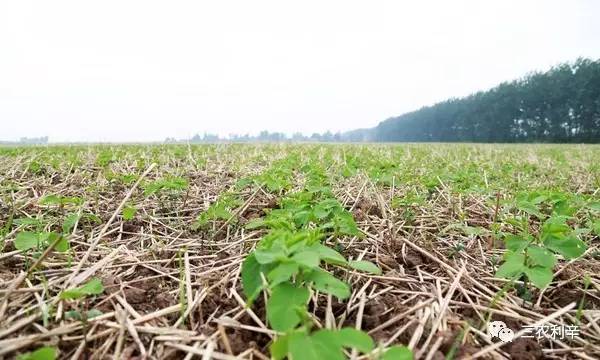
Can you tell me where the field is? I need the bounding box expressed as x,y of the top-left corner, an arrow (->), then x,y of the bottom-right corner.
0,143 -> 599,360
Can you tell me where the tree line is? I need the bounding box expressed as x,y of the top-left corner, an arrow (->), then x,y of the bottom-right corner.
363,58 -> 600,143
168,58 -> 599,144
165,130 -> 347,143
0,137 -> 49,145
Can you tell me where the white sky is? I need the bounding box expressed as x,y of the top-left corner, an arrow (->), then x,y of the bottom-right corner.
1,1 -> 599,142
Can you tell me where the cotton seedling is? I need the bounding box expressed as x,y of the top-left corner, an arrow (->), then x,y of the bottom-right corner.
13,208 -> 98,256
14,231 -> 70,253
60,278 -> 105,323
193,192 -> 243,230
143,176 -> 188,197
95,150 -> 114,167
270,326 -> 412,360
249,155 -> 299,193
39,194 -> 83,208
496,195 -> 587,290
16,346 -> 57,360
122,204 -> 137,221
143,176 -> 189,213
240,158 -> 409,360
60,277 -> 104,300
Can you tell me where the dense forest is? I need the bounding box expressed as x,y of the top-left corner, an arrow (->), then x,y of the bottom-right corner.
347,58 -> 600,143
176,58 -> 599,144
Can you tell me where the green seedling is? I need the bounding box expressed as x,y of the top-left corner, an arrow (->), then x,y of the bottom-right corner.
271,327 -> 374,360
242,230 -> 355,303
17,346 -> 57,360
62,212 -> 101,234
448,242 -> 465,258
60,278 -> 104,300
267,287 -> 411,360
15,232 -> 69,253
122,205 -> 137,221
496,197 -> 587,290
105,171 -> 138,185
39,194 -> 83,208
239,158 -> 407,360
65,308 -> 103,321
60,278 -> 103,329
194,192 -> 242,229
13,209 -> 96,255
27,160 -> 44,175
143,176 -> 188,196
96,150 -> 114,167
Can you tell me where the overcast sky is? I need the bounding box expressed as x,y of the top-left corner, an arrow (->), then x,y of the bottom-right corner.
1,1 -> 599,142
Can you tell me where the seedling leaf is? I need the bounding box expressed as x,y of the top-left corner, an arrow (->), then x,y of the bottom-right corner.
60,278 -> 104,300
270,334 -> 291,360
503,234 -> 530,253
62,213 -> 80,234
526,246 -> 556,268
266,282 -> 309,332
312,243 -> 347,265
15,232 -> 39,251
16,346 -> 56,360
495,252 -> 525,279
122,205 -> 137,220
241,253 -> 264,303
288,332 -> 334,360
382,346 -> 413,360
544,235 -> 586,259
267,262 -> 299,287
348,260 -> 382,275
54,235 -> 70,252
291,249 -> 320,268
524,266 -> 553,289
336,328 -> 375,352
305,269 -> 350,299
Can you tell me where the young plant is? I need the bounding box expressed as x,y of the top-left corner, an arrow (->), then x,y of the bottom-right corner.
60,278 -> 105,322
96,149 -> 114,167
143,176 -> 188,197
143,176 -> 189,213
39,194 -> 83,208
241,159 -> 410,360
271,326 -> 373,360
193,192 -> 243,230
60,277 -> 104,300
122,204 -> 137,221
496,196 -> 587,290
16,346 -> 57,360
14,231 -> 70,253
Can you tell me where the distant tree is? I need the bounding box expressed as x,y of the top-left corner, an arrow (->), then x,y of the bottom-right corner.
310,133 -> 322,141
258,130 -> 270,141
321,131 -> 333,142
366,58 -> 600,143
268,132 -> 286,141
16,137 -> 49,145
292,132 -> 305,141
202,133 -> 220,142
